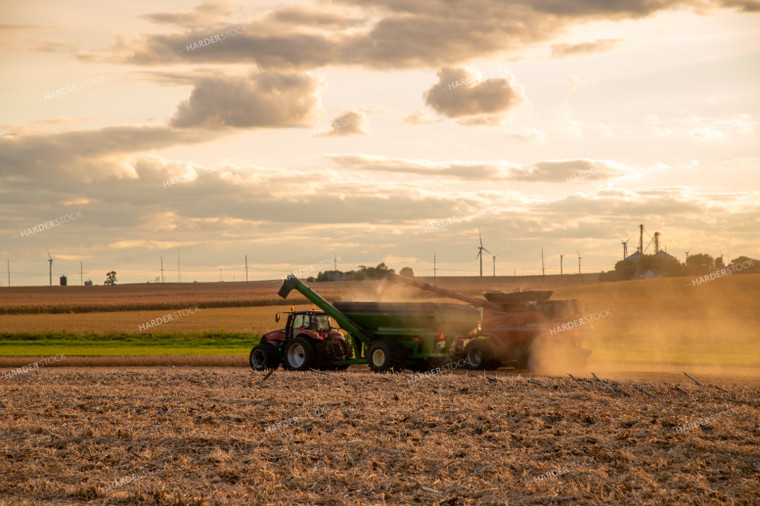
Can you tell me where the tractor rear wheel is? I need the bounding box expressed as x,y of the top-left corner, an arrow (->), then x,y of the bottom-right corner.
368,339 -> 405,373
249,343 -> 279,371
464,340 -> 500,370
284,337 -> 318,371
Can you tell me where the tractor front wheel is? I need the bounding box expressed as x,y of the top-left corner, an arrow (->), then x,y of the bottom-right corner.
249,343 -> 279,371
284,337 -> 318,371
368,339 -> 405,373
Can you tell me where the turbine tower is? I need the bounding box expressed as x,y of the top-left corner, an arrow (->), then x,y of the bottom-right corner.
559,253 -> 564,276
492,254 -> 499,277
47,251 -> 53,286
576,249 -> 582,276
475,231 -> 492,277
620,237 -> 631,260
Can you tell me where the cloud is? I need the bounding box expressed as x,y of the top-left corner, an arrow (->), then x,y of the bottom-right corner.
648,113 -> 757,140
327,154 -> 632,183
513,159 -> 634,182
401,109 -> 440,125
423,67 -> 524,120
0,127 -> 215,182
503,128 -> 545,142
328,154 -> 514,180
170,71 -> 322,129
265,6 -> 367,29
312,110 -> 369,137
141,0 -> 239,28
551,38 -> 626,58
84,0 -> 755,69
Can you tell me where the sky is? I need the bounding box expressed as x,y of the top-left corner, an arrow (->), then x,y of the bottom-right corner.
1,0 -> 758,285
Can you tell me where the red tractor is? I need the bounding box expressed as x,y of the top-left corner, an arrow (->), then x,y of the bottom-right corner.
249,309 -> 353,371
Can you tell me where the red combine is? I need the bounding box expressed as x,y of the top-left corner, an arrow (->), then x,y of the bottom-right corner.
390,274 -> 591,371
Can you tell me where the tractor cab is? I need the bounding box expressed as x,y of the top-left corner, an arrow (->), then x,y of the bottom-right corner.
277,311 -> 334,339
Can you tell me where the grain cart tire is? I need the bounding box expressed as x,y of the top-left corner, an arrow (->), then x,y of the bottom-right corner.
249,343 -> 279,371
368,339 -> 405,373
464,340 -> 499,370
284,337 -> 319,371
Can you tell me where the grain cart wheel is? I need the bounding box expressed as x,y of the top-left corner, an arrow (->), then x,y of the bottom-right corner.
249,343 -> 279,371
284,337 -> 318,371
368,339 -> 405,373
464,340 -> 499,370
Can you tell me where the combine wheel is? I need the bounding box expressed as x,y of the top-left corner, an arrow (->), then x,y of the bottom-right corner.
368,339 -> 405,373
284,337 -> 318,371
249,343 -> 279,371
464,340 -> 500,370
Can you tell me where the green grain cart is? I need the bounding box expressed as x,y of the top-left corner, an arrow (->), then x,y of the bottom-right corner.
265,275 -> 479,372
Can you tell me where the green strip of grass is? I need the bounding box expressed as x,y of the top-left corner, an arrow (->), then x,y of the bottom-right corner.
0,332 -> 260,356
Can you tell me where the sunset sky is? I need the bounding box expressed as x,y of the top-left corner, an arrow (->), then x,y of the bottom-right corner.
1,0 -> 758,285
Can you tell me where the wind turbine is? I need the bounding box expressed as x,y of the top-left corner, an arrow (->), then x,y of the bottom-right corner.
684,248 -> 692,263
47,251 -> 54,286
619,237 -> 631,260
559,253 -> 565,276
476,231 -> 492,277
576,249 -> 582,275
492,254 -> 499,277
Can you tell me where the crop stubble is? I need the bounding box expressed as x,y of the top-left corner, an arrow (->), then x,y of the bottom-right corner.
0,369 -> 757,505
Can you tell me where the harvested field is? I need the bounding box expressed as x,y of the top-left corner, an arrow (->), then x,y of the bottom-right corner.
1,368 -> 758,505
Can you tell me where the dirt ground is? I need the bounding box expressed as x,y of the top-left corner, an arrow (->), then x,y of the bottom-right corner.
1,368 -> 757,505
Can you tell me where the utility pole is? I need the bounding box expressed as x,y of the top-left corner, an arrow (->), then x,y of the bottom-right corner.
245,255 -> 248,285
160,257 -> 164,283
541,248 -> 545,283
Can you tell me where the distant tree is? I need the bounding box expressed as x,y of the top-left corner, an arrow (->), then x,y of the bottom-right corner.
727,256 -> 760,274
685,254 -> 714,275
104,271 -> 117,285
315,263 -> 394,281
600,255 -> 683,281
638,255 -> 683,277
399,267 -> 414,278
